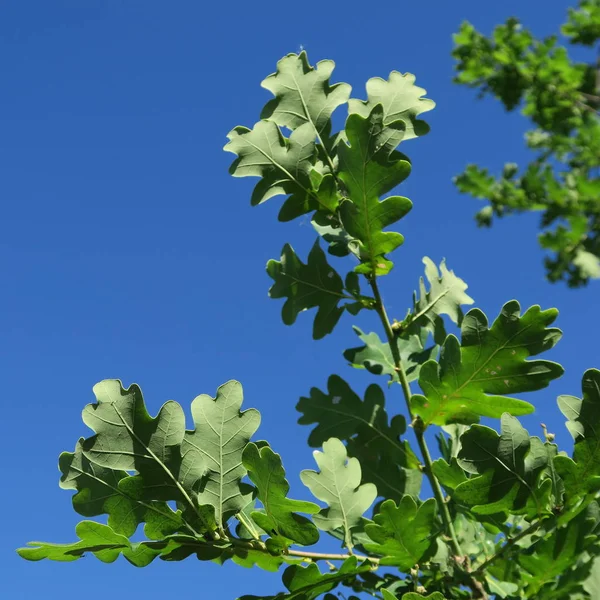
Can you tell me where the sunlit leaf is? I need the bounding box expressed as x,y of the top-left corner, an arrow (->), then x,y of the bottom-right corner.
364,497 -> 436,568
411,300 -> 563,426
338,105 -> 413,275
301,438 -> 377,550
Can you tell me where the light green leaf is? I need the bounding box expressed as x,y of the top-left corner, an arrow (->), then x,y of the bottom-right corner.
17,521 -> 160,567
344,326 -> 437,384
554,369 -> 600,508
364,497 -> 436,568
260,51 -> 351,143
349,71 -> 435,140
267,240 -> 366,339
300,438 -> 377,550
411,300 -> 564,426
396,257 -> 474,344
338,105 -> 413,275
297,376 -> 421,500
183,380 -> 261,531
224,119 -> 320,221
454,414 -> 554,519
242,442 -> 319,546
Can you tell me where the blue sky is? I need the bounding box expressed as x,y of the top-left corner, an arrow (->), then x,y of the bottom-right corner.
1,1 -> 597,598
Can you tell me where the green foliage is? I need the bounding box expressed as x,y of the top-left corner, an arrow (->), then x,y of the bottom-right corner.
394,257 -> 474,344
452,1 -> 600,286
296,376 -> 422,500
267,240 -> 370,339
454,414 -> 555,519
243,443 -> 320,547
301,438 -> 377,550
411,300 -> 563,426
554,369 -> 600,510
364,497 -> 436,568
19,48 -> 600,600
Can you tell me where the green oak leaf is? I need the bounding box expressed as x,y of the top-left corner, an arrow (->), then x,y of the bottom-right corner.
260,51 -> 351,145
183,380 -> 261,531
80,380 -> 215,532
239,556 -> 370,600
242,442 -> 319,546
224,119 -> 321,221
297,376 -> 421,500
17,521 -> 160,567
344,326 -> 437,384
267,240 -> 366,339
554,369 -> 600,508
396,257 -> 474,344
338,105 -> 413,275
349,71 -> 435,140
364,497 -> 436,568
411,300 -> 564,426
59,440 -> 184,538
518,510 -> 600,596
300,438 -> 377,550
454,414 -> 555,519
431,457 -> 468,492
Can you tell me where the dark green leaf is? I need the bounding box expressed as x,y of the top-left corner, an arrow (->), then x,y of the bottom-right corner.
411,300 -> 563,426
554,369 -> 600,509
338,105 -> 413,275
267,240 -> 364,339
224,120 -> 320,221
297,376 -> 421,500
59,440 -> 184,538
238,556 -> 370,600
243,442 -> 319,546
454,414 -> 555,519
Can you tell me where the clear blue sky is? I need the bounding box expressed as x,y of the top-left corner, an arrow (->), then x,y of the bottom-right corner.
2,1 -> 597,598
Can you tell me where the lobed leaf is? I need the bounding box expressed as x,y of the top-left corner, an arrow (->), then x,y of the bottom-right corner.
554,369 -> 600,509
267,240 -> 368,339
260,51 -> 351,143
183,380 -> 261,531
224,120 -> 322,221
59,440 -> 184,538
348,71 -> 435,140
454,414 -> 555,519
364,497 -> 437,568
411,300 -> 564,426
344,326 -> 437,384
338,105 -> 413,275
396,257 -> 474,344
242,442 -> 320,546
297,376 -> 421,500
17,521 -> 161,567
300,438 -> 377,550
